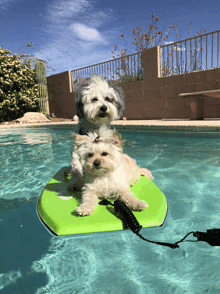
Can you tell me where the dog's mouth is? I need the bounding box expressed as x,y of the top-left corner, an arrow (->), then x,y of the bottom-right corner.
94,166 -> 101,169
92,166 -> 107,172
99,112 -> 108,118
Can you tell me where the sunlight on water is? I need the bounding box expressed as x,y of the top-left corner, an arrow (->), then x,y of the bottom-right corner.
1,127 -> 220,293
0,270 -> 22,290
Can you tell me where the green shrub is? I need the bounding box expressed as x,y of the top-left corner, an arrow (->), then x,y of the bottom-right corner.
0,47 -> 39,122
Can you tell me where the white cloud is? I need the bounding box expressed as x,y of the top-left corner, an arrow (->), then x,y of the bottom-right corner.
164,41 -> 186,51
36,42 -> 115,75
164,41 -> 174,45
0,0 -> 17,10
72,23 -> 104,42
36,0 -> 117,74
45,0 -> 91,23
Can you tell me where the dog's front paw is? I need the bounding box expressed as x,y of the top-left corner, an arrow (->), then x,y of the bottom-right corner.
130,177 -> 139,187
136,200 -> 148,211
128,200 -> 148,211
141,168 -> 154,180
76,205 -> 93,216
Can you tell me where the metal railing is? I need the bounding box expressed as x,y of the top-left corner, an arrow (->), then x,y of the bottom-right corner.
161,29 -> 220,77
71,52 -> 143,84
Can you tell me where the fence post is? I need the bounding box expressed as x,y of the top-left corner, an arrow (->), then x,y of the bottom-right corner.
46,71 -> 76,118
69,71 -> 74,92
142,46 -> 162,80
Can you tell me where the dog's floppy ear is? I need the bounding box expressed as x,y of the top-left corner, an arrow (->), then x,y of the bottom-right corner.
111,130 -> 124,149
74,79 -> 91,119
74,133 -> 91,146
108,81 -> 125,119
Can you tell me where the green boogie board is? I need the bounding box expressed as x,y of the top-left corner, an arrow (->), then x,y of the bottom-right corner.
37,167 -> 167,236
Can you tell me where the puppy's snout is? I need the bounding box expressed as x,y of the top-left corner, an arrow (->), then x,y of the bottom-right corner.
100,105 -> 107,112
93,159 -> 101,167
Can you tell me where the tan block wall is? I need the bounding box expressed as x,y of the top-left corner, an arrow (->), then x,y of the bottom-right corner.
47,71 -> 76,118
47,46 -> 220,119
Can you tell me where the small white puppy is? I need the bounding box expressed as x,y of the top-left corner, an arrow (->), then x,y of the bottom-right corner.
74,127 -> 153,216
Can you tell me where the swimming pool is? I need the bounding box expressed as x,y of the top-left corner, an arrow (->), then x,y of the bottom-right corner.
1,126 -> 220,293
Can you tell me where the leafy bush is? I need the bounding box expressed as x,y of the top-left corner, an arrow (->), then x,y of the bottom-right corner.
0,47 -> 39,122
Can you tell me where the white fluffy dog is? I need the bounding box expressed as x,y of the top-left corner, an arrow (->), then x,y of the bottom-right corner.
69,74 -> 125,191
75,74 -> 125,134
74,127 -> 154,216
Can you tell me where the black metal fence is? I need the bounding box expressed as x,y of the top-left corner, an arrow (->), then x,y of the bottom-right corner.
161,29 -> 220,76
71,52 -> 143,83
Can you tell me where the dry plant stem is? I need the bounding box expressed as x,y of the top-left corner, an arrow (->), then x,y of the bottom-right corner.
111,14 -> 207,81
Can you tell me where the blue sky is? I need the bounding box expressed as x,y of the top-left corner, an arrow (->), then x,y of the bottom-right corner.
0,0 -> 220,76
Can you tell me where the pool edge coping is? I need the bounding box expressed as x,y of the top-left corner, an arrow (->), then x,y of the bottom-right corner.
1,120 -> 220,132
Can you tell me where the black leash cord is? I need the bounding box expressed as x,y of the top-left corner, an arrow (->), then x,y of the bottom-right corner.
99,199 -> 220,249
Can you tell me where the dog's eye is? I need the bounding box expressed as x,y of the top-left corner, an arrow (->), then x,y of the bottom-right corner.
91,98 -> 98,103
101,152 -> 108,156
105,97 -> 112,102
88,153 -> 94,157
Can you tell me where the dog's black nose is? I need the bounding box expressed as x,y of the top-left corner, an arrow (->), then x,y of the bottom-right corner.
93,159 -> 101,167
100,105 -> 107,112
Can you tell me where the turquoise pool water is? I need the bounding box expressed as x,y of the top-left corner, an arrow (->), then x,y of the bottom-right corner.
1,127 -> 220,294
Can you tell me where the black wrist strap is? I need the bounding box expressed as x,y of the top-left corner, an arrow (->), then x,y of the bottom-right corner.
99,200 -> 220,249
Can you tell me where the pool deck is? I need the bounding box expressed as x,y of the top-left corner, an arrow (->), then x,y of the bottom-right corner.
1,119 -> 220,132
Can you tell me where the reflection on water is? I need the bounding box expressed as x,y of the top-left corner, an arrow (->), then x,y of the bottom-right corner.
31,237 -> 97,293
0,133 -> 53,145
0,270 -> 22,290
